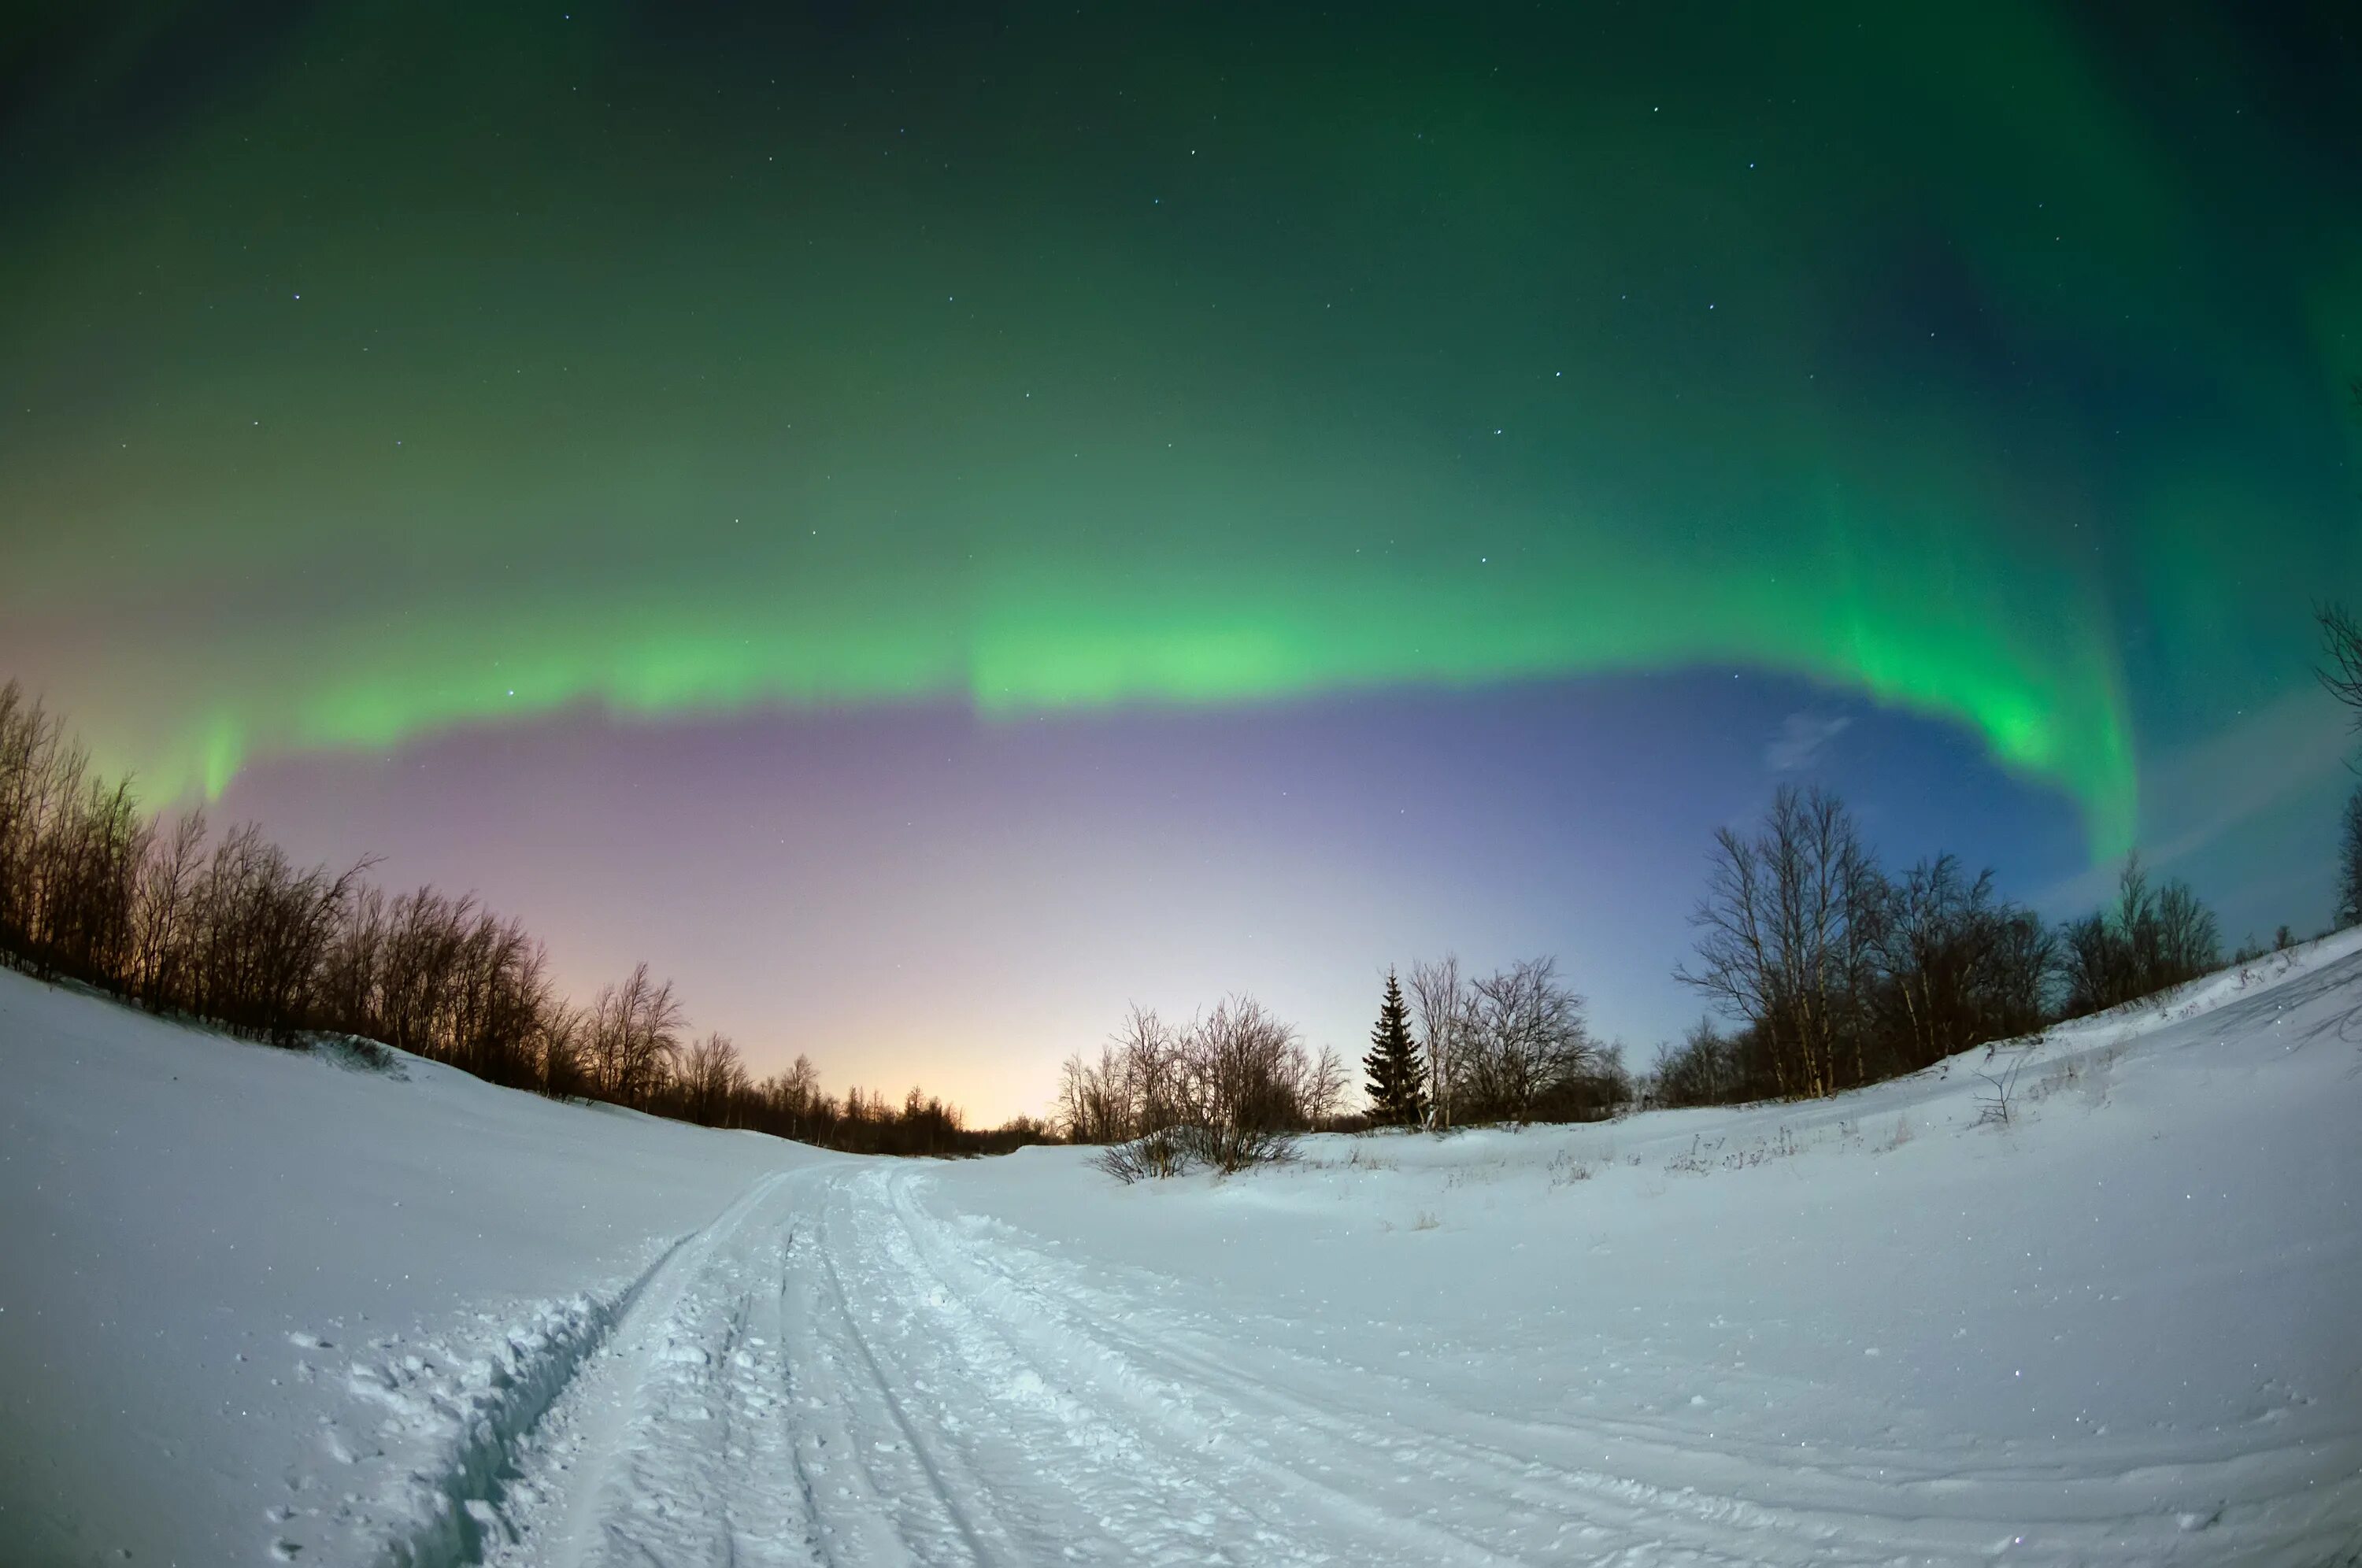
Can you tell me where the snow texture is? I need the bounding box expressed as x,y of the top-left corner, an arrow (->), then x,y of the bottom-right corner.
5,934 -> 2361,1565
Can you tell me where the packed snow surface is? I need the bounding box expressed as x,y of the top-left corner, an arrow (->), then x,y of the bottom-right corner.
5,936 -> 2360,1566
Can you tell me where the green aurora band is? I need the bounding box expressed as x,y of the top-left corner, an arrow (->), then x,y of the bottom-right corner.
5,2 -> 2358,860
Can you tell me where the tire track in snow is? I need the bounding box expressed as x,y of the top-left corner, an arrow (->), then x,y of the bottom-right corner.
807,1166 -> 1017,1564
883,1167 -> 2362,1566
442,1147 -> 2359,1568
872,1169 -> 2203,1566
862,1165 -> 1538,1567
367,1227 -> 712,1568
473,1165 -> 826,1568
872,1165 -> 1691,1562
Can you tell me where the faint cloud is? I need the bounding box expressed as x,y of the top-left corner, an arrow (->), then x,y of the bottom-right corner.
1765,710 -> 1851,772
2035,688 -> 2350,914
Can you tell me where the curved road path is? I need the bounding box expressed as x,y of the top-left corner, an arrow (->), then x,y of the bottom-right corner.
472,1151 -> 2353,1568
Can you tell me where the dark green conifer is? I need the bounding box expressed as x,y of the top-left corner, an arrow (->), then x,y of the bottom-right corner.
1363,969 -> 1427,1126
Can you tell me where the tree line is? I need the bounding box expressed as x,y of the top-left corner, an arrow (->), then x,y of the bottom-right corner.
1659,579 -> 2362,1109
1061,741 -> 2352,1163
1655,782 -> 2239,1108
1054,956 -> 1638,1177
1653,591 -> 2351,1112
0,679 -> 1045,1157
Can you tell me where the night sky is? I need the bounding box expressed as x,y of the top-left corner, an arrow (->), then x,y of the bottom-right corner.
5,3 -> 2357,1119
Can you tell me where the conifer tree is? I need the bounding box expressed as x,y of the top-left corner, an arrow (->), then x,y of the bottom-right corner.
1364,969 -> 1427,1126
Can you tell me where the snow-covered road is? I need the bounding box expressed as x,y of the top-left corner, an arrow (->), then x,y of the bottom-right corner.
490,1081 -> 2362,1568
491,1159 -> 1577,1568
497,1158 -> 1713,1568
7,937 -> 2362,1566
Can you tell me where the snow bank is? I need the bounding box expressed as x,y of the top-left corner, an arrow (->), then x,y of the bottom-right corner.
0,970 -> 824,1566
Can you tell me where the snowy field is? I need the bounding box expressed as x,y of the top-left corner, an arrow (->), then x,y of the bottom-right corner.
4,938 -> 2360,1566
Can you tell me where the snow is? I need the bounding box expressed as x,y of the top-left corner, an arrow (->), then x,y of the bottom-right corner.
0,976 -> 824,1566
6,934 -> 2362,1565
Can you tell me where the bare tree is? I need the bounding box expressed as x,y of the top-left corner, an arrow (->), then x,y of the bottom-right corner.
0,685 -> 65,963
589,962 -> 685,1108
131,808 -> 208,1011
680,1032 -> 747,1127
1407,955 -> 1472,1128
2153,878 -> 2220,985
1875,855 -> 1989,1071
1056,1044 -> 1124,1145
1115,1004 -> 1186,1136
754,1053 -> 827,1139
1676,786 -> 1868,1098
2316,603 -> 2362,728
1297,1041 -> 1349,1128
1653,1016 -> 1743,1108
2338,784 -> 2362,930
34,768 -> 146,986
1675,822 -> 1777,1080
535,998 -> 589,1099
1463,956 -> 1592,1122
2057,852 -> 2219,1015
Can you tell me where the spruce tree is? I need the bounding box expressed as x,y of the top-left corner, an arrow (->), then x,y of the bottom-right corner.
1364,970 -> 1427,1126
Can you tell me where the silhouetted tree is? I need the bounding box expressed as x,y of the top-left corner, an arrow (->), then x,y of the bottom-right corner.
1461,956 -> 1594,1122
1868,855 -> 2052,1077
1676,786 -> 1871,1098
1362,970 -> 1426,1126
1406,954 -> 1472,1128
589,962 -> 684,1108
1653,1017 -> 1745,1108
2316,603 -> 2362,729
2339,785 -> 2362,930
679,1032 -> 746,1127
2057,853 -> 2219,1015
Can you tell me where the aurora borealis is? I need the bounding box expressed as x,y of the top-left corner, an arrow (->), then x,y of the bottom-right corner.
4,3 -> 2358,1115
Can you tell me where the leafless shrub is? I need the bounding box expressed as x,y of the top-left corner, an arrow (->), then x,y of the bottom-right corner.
1975,1046 -> 2030,1126
1721,1125 -> 1801,1169
1062,994 -> 1324,1175
1547,1151 -> 1594,1186
2028,1041 -> 2121,1109
1665,1134 -> 1717,1175
1102,1125 -> 1195,1182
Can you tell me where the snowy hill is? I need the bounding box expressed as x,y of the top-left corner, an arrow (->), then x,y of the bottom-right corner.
0,972 -> 827,1566
4,937 -> 2360,1566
